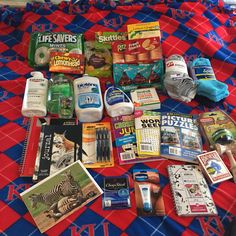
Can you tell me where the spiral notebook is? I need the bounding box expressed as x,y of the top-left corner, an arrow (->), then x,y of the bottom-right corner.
20,117 -> 49,177
168,165 -> 218,216
20,117 -> 77,177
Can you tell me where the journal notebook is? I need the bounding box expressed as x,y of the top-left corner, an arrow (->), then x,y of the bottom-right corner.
32,121 -> 81,182
20,117 -> 78,177
168,165 -> 218,216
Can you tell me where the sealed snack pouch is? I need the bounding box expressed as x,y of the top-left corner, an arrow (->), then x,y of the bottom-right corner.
28,32 -> 83,68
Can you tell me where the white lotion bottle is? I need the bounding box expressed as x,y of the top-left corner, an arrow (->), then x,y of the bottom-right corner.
104,85 -> 134,118
21,71 -> 48,117
73,75 -> 104,122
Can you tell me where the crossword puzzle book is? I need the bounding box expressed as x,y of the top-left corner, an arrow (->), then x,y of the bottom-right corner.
134,112 -> 202,162
160,113 -> 202,163
135,110 -> 161,156
112,114 -> 162,165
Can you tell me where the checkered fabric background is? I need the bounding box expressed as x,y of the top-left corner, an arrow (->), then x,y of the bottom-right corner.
0,1 -> 236,235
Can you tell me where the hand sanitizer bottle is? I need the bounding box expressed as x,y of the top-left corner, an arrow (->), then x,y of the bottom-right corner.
47,73 -> 74,117
21,71 -> 48,117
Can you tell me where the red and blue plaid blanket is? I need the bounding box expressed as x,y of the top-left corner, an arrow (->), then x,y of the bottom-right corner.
0,1 -> 236,235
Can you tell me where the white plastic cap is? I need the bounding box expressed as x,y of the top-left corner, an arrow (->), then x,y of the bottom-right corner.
30,71 -> 44,79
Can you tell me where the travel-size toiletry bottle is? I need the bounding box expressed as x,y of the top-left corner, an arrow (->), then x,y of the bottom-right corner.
73,75 -> 103,122
47,73 -> 74,118
21,71 -> 48,117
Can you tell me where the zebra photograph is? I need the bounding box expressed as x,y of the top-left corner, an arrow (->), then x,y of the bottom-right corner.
20,161 -> 103,233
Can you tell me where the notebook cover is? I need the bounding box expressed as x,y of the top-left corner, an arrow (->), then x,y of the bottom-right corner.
168,164 -> 218,216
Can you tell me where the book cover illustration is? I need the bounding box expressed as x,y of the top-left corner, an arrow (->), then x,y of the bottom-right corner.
168,165 -> 218,216
33,124 -> 82,181
82,122 -> 114,168
20,161 -> 103,233
133,169 -> 165,216
135,110 -> 161,156
20,118 -> 78,177
160,113 -> 202,163
197,151 -> 232,184
112,115 -> 162,165
102,175 -> 131,210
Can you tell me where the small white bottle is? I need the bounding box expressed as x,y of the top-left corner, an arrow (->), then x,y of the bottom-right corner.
21,71 -> 48,117
104,85 -> 134,117
73,75 -> 104,122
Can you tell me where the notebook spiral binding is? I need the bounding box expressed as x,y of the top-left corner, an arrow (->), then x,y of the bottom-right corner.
19,117 -> 48,177
19,118 -> 32,176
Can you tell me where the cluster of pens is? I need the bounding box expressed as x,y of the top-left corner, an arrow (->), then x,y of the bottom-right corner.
96,127 -> 111,162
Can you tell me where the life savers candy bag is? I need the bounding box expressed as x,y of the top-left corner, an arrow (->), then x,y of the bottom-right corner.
28,32 -> 84,68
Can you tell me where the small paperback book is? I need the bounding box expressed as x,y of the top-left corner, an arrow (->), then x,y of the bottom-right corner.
20,160 -> 103,233
160,113 -> 202,163
197,150 -> 232,184
102,175 -> 131,210
133,169 -> 165,216
112,114 -> 163,165
130,87 -> 161,111
134,110 -> 161,156
33,124 -> 83,182
168,165 -> 218,216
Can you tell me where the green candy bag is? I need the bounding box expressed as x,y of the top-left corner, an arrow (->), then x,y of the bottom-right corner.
28,32 -> 84,68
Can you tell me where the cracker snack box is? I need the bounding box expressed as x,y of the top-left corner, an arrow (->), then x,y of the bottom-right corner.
112,37 -> 164,91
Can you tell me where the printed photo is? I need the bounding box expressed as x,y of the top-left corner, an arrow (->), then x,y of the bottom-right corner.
20,161 -> 103,233
161,126 -> 180,145
182,129 -> 201,151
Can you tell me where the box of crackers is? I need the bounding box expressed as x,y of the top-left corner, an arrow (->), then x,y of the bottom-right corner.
112,37 -> 162,64
197,150 -> 232,184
